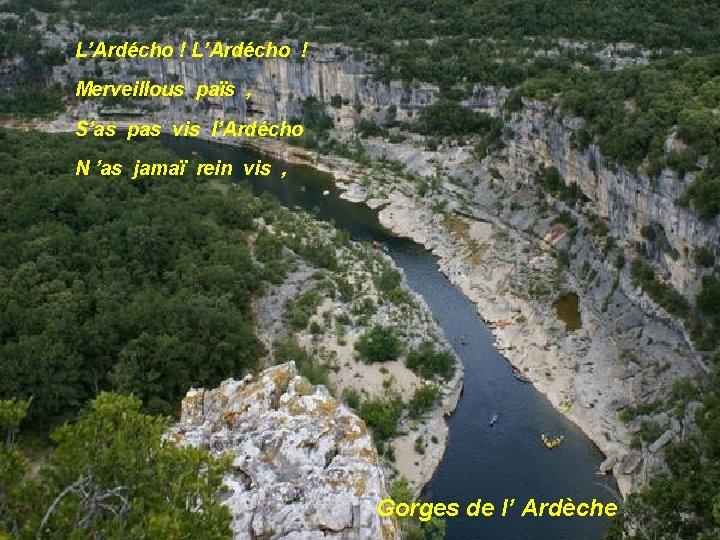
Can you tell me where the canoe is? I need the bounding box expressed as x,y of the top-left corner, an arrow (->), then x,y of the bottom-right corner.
489,412 -> 499,427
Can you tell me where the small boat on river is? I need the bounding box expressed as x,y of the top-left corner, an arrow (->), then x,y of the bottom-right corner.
489,412 -> 499,427
541,434 -> 564,449
512,366 -> 532,384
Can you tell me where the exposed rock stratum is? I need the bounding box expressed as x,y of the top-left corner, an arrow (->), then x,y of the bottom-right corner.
167,362 -> 400,540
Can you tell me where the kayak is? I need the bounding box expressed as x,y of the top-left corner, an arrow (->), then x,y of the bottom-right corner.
489,412 -> 499,427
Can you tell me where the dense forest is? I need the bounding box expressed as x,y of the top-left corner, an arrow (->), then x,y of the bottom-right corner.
0,129 -> 267,426
11,0 -> 720,51
0,129 -> 277,538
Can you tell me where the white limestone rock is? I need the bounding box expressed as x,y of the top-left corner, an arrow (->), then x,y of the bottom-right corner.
167,363 -> 399,540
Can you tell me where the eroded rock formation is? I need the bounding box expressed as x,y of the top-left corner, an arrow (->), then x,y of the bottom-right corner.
167,362 -> 399,540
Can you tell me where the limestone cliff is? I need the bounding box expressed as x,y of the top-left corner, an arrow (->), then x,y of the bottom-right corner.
167,362 -> 400,540
56,42 -> 719,304
500,98 -> 719,301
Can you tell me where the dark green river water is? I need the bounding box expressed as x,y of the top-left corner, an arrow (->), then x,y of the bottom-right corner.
164,138 -> 618,540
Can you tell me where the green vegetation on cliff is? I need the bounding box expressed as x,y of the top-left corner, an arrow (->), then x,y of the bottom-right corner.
607,369 -> 720,540
514,54 -> 720,214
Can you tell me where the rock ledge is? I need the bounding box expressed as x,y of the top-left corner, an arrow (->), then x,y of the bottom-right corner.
168,362 -> 399,540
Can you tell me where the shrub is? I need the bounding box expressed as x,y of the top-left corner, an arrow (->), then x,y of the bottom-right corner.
358,118 -> 386,138
336,278 -> 355,301
408,384 -> 440,418
681,172 -> 720,219
414,436 -> 425,454
693,246 -> 716,268
274,338 -> 328,386
351,297 -> 377,316
341,387 -> 361,410
630,258 -> 689,317
374,268 -> 402,292
355,325 -> 401,363
415,100 -> 502,137
284,289 -> 323,330
405,342 -> 456,380
358,398 -> 404,442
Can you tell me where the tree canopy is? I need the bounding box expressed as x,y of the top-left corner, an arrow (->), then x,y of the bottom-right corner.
0,393 -> 232,539
0,129 -> 266,426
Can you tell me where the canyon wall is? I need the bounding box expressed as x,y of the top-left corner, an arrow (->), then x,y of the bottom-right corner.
59,45 -> 717,304
501,98 -> 718,300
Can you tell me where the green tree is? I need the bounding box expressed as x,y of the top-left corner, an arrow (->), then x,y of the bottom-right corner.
405,342 -> 456,381
358,398 -> 404,442
0,130 -> 265,424
0,399 -> 31,535
408,384 -> 440,419
355,325 -> 401,363
12,393 -> 232,539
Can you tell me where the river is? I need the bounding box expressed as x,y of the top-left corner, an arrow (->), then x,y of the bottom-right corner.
164,138 -> 618,540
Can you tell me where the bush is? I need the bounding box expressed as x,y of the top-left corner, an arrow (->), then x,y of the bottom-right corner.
373,267 -> 413,305
630,258 -> 689,318
415,100 -> 502,137
535,166 -> 588,206
681,170 -> 720,220
639,420 -> 665,443
358,398 -> 403,442
274,338 -> 328,386
374,268 -> 402,292
341,387 -> 361,410
405,342 -> 456,380
284,289 -> 323,330
298,96 -> 333,131
414,436 -> 425,454
355,325 -> 401,363
408,384 -> 440,418
351,297 -> 377,316
358,118 -> 386,138
697,275 -> 720,317
693,246 -> 716,268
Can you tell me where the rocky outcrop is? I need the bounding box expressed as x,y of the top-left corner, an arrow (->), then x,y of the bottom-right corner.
501,98 -> 719,300
167,363 -> 399,540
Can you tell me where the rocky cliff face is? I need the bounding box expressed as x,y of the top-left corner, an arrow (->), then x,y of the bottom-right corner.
167,362 -> 399,540
501,98 -> 719,300
55,42 -> 442,128
59,45 -> 718,302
